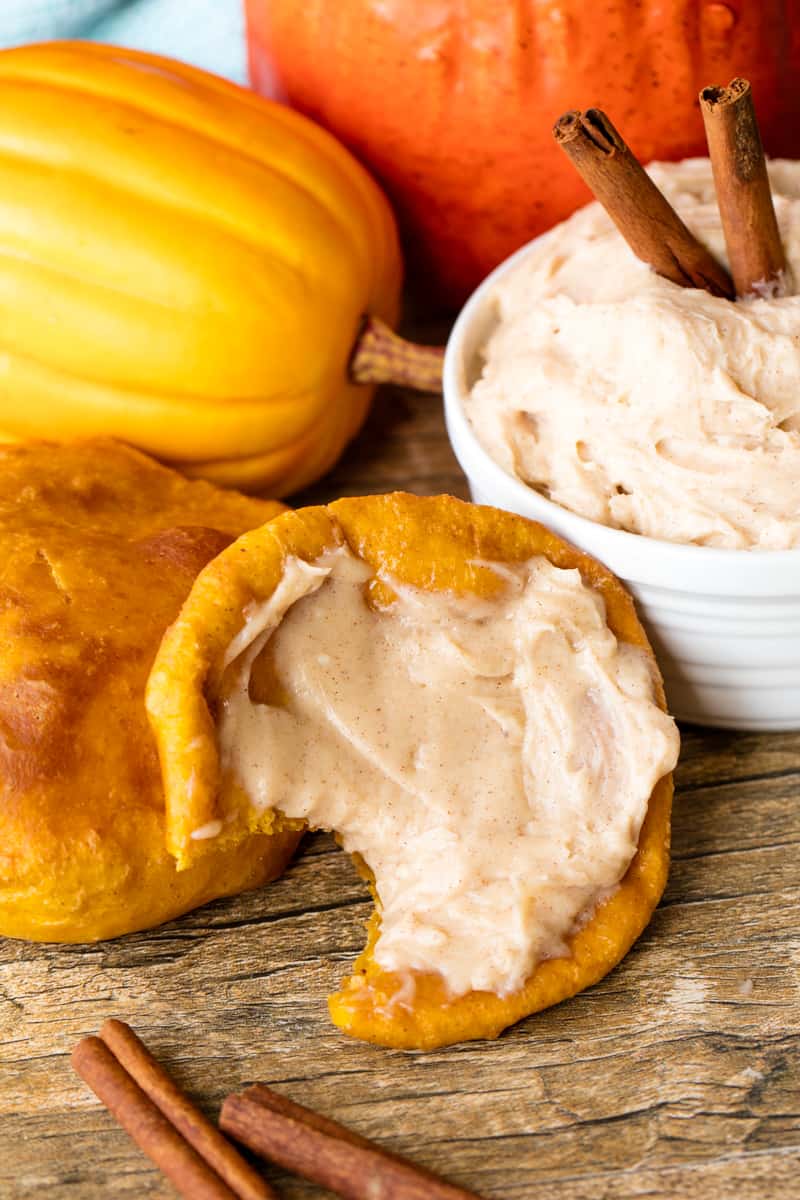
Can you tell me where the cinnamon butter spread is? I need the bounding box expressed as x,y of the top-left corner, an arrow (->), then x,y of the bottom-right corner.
217,545 -> 679,998
466,158 -> 800,549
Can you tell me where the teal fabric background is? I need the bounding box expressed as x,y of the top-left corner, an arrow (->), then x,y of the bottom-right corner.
0,0 -> 247,83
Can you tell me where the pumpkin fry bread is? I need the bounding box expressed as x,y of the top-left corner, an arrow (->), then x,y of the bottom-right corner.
0,439 -> 300,943
148,494 -> 677,1049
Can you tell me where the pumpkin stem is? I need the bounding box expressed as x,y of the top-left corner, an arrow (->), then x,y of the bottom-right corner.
349,316 -> 444,393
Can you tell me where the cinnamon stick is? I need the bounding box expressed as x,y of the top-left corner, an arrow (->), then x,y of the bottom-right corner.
98,1020 -> 275,1200
71,1036 -> 243,1200
72,1024 -> 275,1200
553,108 -> 735,299
349,316 -> 444,392
221,1084 -> 486,1200
700,78 -> 789,298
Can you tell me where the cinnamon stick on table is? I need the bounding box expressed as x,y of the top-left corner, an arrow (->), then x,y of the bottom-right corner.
73,1022 -> 488,1200
221,1083 -> 487,1200
700,78 -> 789,298
72,1022 -> 275,1200
553,108 -> 735,300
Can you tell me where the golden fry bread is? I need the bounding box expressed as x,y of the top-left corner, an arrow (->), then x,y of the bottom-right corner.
0,439 -> 300,942
148,494 -> 675,1049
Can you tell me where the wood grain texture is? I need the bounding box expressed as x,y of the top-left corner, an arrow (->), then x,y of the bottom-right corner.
1,325 -> 799,1198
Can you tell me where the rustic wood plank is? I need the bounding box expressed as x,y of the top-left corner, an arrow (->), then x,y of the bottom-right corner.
1,338 -> 799,1198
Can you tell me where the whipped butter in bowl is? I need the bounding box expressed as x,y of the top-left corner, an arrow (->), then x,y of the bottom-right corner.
444,159 -> 800,730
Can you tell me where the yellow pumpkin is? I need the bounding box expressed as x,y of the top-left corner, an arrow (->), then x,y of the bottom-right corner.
0,42 -> 402,495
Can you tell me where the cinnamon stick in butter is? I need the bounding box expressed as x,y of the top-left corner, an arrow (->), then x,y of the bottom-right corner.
554,108 -> 734,299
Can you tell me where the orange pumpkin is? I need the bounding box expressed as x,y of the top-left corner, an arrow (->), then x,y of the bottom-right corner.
246,0 -> 800,305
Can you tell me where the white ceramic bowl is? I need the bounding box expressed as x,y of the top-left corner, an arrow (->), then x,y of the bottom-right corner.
443,236 -> 800,731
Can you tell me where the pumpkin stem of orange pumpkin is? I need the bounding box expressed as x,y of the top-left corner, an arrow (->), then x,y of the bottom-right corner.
349,316 -> 444,393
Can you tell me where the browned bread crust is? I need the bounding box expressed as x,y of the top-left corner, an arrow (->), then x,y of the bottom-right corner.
0,439 -> 299,942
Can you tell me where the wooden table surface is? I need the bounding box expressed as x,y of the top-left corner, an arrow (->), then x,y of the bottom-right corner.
2,355 -> 799,1199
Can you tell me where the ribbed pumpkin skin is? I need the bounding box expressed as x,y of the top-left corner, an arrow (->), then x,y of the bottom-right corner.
246,0 -> 800,306
0,42 -> 402,494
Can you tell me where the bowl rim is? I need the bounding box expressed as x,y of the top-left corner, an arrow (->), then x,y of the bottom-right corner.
443,231 -> 800,596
